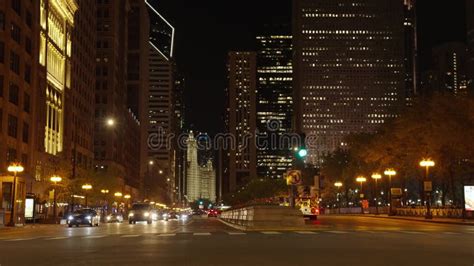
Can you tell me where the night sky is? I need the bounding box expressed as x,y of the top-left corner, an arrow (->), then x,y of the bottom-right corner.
157,0 -> 467,135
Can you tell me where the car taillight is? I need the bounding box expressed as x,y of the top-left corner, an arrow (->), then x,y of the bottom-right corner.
311,208 -> 319,214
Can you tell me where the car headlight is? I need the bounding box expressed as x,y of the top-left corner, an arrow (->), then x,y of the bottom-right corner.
128,213 -> 134,217
144,212 -> 150,217
86,216 -> 92,220
163,213 -> 169,217
106,216 -> 111,221
181,214 -> 188,220
152,213 -> 158,219
68,216 -> 74,220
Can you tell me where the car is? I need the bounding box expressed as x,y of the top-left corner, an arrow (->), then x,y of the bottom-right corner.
128,203 -> 153,224
208,209 -> 219,217
67,209 -> 100,227
162,211 -> 178,221
106,213 -> 124,223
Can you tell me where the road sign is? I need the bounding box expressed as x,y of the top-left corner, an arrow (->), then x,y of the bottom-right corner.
285,170 -> 302,185
424,181 -> 433,192
391,188 -> 403,196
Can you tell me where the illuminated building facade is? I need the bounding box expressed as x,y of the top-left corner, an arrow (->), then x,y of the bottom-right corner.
185,132 -> 216,203
256,26 -> 293,179
293,0 -> 405,164
38,0 -> 78,156
227,52 -> 257,192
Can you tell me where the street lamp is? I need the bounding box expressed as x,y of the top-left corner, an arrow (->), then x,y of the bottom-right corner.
420,159 -> 435,219
124,194 -> 131,200
50,176 -> 62,222
106,118 -> 115,127
7,163 -> 24,226
334,182 -> 343,213
100,189 -> 109,218
356,176 -> 367,214
114,192 -> 123,198
159,170 -> 163,175
371,173 -> 382,215
148,160 -> 154,166
82,184 -> 92,207
384,168 -> 397,215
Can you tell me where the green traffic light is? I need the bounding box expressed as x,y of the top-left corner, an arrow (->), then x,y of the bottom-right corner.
298,149 -> 308,158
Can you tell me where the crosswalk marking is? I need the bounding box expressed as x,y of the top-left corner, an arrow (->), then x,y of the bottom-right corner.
227,232 -> 246,235
193,232 -> 211,236
158,233 -> 176,237
295,231 -> 318,235
120,234 -> 140,238
46,237 -> 69,240
326,231 -> 348,234
82,235 -> 106,239
261,231 -> 281,235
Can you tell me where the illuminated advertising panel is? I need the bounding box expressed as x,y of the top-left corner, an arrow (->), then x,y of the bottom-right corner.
465,186 -> 474,211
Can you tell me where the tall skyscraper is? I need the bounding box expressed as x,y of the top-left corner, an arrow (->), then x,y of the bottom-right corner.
226,52 -> 257,192
403,0 -> 418,104
185,132 -> 216,203
429,42 -> 469,95
146,1 -> 177,202
66,0 -> 97,180
256,25 -> 293,179
94,0 -> 147,196
466,0 -> 474,93
293,0 -> 405,164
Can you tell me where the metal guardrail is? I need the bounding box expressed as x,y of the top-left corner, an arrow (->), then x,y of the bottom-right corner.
324,207 -> 464,218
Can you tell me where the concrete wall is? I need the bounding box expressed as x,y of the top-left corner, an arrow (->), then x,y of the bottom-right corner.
220,205 -> 305,229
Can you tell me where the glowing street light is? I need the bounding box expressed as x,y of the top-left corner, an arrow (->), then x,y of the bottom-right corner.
384,168 -> 397,215
106,118 -> 115,127
124,194 -> 131,199
50,175 -> 62,221
82,184 -> 92,207
101,189 -> 109,194
114,192 -> 123,198
334,182 -> 343,213
356,176 -> 367,214
7,163 -> 24,226
420,159 -> 435,219
371,173 -> 382,215
149,160 -> 154,166
159,170 -> 164,175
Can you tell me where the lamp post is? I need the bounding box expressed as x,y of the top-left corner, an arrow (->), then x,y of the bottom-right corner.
371,173 -> 382,215
114,192 -> 123,214
356,176 -> 367,214
420,159 -> 435,219
7,163 -> 24,226
101,189 -> 109,219
82,184 -> 92,207
334,182 -> 343,214
50,176 -> 62,222
384,169 -> 396,215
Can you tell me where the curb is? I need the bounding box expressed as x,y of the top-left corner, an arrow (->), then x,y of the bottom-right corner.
346,214 -> 474,226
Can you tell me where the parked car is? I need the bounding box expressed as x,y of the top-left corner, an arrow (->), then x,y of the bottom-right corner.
106,213 -> 124,223
128,203 -> 153,224
67,209 -> 100,227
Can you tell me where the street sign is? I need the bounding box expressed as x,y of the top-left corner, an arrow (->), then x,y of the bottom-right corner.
391,188 -> 403,196
424,181 -> 433,192
285,170 -> 302,185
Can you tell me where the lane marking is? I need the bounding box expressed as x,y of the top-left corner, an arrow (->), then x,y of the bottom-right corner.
193,232 -> 211,236
45,237 -> 69,240
4,238 -> 37,241
295,231 -> 318,235
442,232 -> 460,235
326,231 -> 348,234
157,233 -> 176,237
227,232 -> 246,235
82,235 -> 106,239
120,234 -> 140,238
261,231 -> 281,235
399,231 -> 425,235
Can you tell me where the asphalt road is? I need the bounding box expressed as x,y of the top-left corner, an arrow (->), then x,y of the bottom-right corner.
0,216 -> 473,266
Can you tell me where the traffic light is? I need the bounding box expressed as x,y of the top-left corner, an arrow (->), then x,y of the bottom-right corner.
199,201 -> 203,205
297,148 -> 308,158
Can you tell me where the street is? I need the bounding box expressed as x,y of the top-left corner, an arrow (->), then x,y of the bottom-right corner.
0,216 -> 473,266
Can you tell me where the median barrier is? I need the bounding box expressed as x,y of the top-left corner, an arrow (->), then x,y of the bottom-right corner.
220,205 -> 305,229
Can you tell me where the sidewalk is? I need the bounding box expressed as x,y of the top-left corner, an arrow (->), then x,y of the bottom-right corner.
351,214 -> 474,226
0,223 -> 62,230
